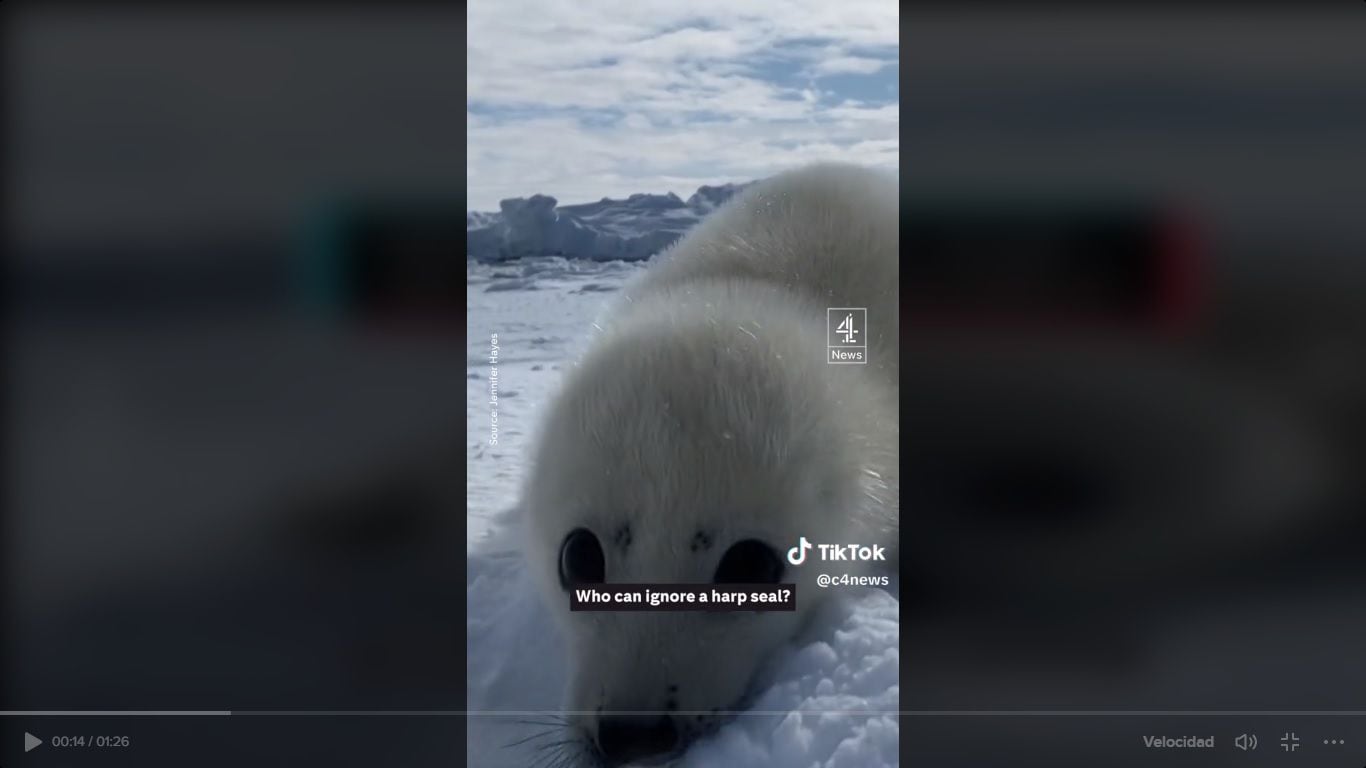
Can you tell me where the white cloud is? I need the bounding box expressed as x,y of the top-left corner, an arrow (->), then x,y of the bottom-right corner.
809,55 -> 894,76
466,0 -> 899,210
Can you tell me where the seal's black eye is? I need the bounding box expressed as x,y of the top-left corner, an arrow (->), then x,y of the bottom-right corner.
713,539 -> 784,584
559,528 -> 605,589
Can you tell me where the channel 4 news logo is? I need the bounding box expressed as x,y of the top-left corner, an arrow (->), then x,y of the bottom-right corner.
827,307 -> 867,364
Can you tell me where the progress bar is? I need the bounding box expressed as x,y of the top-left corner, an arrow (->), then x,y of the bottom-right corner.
1,712 -> 231,717
4,710 -> 1366,717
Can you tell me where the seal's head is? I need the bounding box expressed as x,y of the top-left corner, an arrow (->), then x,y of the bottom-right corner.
521,280 -> 894,766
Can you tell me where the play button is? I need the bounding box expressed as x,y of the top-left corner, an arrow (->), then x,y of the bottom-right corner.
24,731 -> 43,752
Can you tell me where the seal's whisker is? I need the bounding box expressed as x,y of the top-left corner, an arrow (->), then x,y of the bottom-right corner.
533,740 -> 582,768
528,746 -> 557,768
533,738 -> 580,753
503,727 -> 562,748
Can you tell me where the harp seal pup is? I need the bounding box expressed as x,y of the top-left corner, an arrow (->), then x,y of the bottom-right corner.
520,162 -> 899,766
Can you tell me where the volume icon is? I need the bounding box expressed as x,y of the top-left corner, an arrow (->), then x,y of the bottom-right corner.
1234,733 -> 1258,751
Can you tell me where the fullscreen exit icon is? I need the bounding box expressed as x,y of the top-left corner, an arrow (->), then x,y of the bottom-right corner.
1280,732 -> 1299,752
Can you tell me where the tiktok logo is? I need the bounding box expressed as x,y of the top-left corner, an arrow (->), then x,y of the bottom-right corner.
787,536 -> 812,565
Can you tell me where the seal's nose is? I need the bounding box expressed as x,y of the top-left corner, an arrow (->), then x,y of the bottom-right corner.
596,714 -> 679,764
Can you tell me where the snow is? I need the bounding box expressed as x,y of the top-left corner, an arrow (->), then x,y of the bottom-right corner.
467,182 -> 754,263
466,257 -> 899,767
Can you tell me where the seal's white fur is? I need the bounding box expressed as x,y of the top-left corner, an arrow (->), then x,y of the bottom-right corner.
521,163 -> 898,763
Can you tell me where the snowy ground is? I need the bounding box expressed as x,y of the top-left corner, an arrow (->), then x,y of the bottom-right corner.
465,257 -> 900,767
465,257 -> 643,547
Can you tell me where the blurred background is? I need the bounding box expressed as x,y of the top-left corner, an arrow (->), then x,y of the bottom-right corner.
3,4 -> 464,765
902,4 -> 1366,765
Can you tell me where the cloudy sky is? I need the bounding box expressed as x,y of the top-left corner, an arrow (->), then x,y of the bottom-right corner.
467,0 -> 898,211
